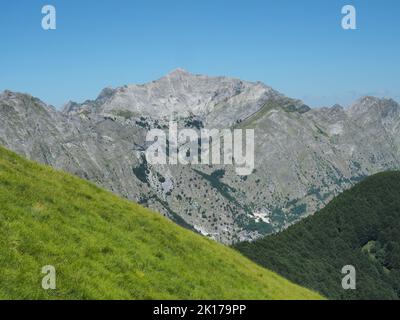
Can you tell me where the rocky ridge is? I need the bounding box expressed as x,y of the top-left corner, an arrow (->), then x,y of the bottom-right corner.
1,69 -> 399,243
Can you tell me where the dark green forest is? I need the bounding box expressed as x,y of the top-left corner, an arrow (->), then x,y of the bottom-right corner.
235,171 -> 400,299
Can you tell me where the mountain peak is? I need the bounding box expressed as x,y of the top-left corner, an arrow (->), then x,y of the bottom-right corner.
349,96 -> 399,117
0,90 -> 23,100
0,90 -> 56,114
62,100 -> 81,114
332,104 -> 344,110
166,68 -> 192,78
96,86 -> 115,101
358,96 -> 381,105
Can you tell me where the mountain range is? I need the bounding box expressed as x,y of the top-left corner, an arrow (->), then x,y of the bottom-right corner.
1,69 -> 399,243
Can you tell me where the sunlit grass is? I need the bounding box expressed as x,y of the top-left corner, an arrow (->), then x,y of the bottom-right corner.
0,145 -> 323,300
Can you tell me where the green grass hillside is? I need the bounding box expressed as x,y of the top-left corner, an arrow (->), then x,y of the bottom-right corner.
235,171 -> 400,300
0,145 -> 322,300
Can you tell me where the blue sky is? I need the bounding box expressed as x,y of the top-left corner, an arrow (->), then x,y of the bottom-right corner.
0,0 -> 399,108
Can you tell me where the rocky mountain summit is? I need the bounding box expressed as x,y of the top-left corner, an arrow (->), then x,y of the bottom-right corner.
1,70 -> 399,243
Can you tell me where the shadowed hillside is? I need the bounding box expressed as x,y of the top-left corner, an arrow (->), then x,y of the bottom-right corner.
235,171 -> 400,299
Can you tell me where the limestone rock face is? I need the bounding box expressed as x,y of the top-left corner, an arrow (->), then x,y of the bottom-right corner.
1,71 -> 399,244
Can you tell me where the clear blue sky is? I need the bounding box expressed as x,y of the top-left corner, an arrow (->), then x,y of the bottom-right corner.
0,0 -> 399,108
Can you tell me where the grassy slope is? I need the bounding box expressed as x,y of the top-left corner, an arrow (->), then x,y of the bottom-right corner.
235,172 -> 400,300
0,146 -> 322,300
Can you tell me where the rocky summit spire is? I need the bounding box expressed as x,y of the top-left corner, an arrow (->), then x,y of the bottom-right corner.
166,68 -> 191,77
